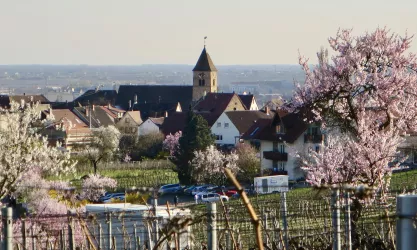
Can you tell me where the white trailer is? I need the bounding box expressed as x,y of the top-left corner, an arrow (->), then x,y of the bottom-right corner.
254,175 -> 289,194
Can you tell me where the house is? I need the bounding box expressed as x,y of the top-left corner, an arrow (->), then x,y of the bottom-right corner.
73,89 -> 118,106
193,92 -> 248,126
73,105 -> 125,128
396,133 -> 417,168
42,109 -> 91,148
160,112 -> 188,136
160,93 -> 254,136
211,108 -> 274,146
115,47 -> 218,119
132,102 -> 181,120
138,116 -> 166,136
0,94 -> 51,111
242,109 -> 323,180
238,94 -> 259,110
116,111 -> 143,134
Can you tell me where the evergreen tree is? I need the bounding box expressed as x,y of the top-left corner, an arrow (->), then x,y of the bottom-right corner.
173,110 -> 215,185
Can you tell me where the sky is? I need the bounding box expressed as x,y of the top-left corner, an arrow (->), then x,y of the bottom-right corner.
0,0 -> 416,65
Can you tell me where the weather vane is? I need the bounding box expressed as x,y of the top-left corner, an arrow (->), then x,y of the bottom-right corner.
204,36 -> 207,48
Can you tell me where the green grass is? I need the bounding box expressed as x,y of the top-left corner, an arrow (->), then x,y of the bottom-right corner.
47,160 -> 179,188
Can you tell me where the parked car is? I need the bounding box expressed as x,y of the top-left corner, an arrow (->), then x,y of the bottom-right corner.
217,189 -> 237,197
232,189 -> 257,198
201,193 -> 229,203
99,193 -> 125,203
102,194 -> 125,203
191,185 -> 210,195
158,184 -> 182,194
99,192 -> 125,202
184,185 -> 197,195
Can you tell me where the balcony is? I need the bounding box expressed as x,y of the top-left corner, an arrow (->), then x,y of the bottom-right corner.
304,134 -> 324,143
272,170 -> 288,175
263,151 -> 288,161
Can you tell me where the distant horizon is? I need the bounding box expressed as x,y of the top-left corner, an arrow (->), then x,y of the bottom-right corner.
1,1 -> 416,65
0,63 -> 301,67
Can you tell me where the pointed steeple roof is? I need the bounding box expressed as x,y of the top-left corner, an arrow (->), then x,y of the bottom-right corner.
192,47 -> 217,72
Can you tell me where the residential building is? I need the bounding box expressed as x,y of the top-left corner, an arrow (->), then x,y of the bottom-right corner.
238,94 -> 259,110
138,117 -> 165,136
242,109 -> 323,180
42,109 -> 91,148
0,94 -> 51,111
116,111 -> 143,134
397,134 -> 417,168
211,108 -> 274,145
73,104 -> 125,128
160,93 -> 254,136
73,89 -> 118,106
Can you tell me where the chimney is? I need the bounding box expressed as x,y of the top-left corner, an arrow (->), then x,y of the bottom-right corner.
49,107 -> 53,116
23,93 -> 25,96
108,103 -> 110,109
265,106 -> 270,115
92,104 -> 95,111
20,99 -> 25,108
134,94 -> 138,104
164,111 -> 168,118
86,107 -> 89,116
30,96 -> 34,102
129,100 -> 132,109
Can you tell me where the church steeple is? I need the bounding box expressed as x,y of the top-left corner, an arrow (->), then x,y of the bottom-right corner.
192,47 -> 218,72
192,47 -> 218,101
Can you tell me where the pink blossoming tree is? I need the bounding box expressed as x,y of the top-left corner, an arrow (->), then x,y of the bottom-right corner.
80,174 -> 118,201
191,145 -> 239,185
163,131 -> 182,156
292,28 -> 417,191
291,28 -> 417,247
0,102 -> 76,199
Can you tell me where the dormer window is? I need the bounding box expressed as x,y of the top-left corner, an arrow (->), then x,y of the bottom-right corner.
276,124 -> 285,134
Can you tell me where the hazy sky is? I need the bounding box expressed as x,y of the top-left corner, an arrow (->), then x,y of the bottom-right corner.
1,0 -> 416,65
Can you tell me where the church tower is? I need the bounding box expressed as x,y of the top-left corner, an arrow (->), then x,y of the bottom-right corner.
192,47 -> 218,101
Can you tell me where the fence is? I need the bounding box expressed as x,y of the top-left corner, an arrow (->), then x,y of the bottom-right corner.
190,190 -> 399,250
0,189 -> 411,250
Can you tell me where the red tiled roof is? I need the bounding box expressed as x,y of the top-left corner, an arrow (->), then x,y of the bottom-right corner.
242,109 -> 309,143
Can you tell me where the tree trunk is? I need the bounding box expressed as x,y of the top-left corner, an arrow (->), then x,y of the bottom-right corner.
350,198 -> 363,249
93,161 -> 98,175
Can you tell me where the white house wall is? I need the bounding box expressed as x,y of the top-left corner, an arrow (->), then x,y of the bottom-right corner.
211,113 -> 240,145
138,119 -> 160,136
260,135 -> 319,181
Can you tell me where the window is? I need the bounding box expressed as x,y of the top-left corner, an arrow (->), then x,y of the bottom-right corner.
308,126 -> 319,135
216,135 -> 223,140
224,123 -> 229,128
199,79 -> 205,86
125,118 -> 130,123
278,161 -> 285,171
315,145 -> 320,153
276,124 -> 285,134
213,79 -> 216,86
279,144 -> 285,153
217,122 -> 221,128
273,142 -> 278,151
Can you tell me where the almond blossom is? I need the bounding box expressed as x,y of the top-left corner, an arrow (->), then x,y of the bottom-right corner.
0,101 -> 76,198
190,145 -> 239,185
163,131 -> 182,156
291,28 -> 417,192
80,174 -> 117,201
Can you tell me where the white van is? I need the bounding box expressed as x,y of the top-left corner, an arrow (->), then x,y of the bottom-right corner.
254,175 -> 289,194
201,193 -> 228,203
